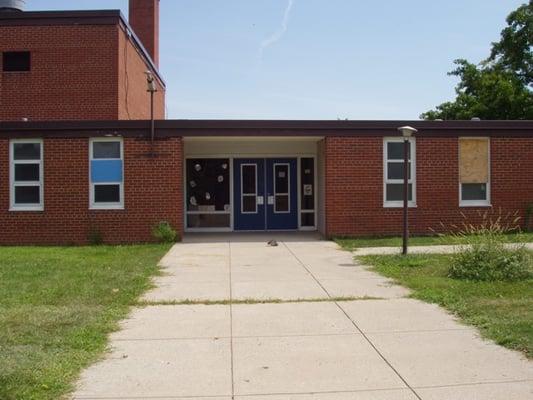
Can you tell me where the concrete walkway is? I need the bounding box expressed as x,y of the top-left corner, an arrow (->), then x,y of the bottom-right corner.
354,242 -> 533,256
74,234 -> 533,400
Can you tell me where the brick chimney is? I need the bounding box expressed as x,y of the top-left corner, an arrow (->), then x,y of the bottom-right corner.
129,0 -> 160,67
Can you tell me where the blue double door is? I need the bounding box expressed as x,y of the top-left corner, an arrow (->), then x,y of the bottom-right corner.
234,158 -> 298,231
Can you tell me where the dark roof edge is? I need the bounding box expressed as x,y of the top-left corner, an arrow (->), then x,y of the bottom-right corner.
1,120 -> 533,139
0,10 -> 165,87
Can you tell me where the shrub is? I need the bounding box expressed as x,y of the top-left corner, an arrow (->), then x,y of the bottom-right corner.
443,210 -> 532,281
152,221 -> 178,243
449,240 -> 532,281
88,228 -> 103,246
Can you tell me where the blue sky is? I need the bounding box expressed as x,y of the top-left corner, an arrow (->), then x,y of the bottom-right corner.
28,0 -> 525,120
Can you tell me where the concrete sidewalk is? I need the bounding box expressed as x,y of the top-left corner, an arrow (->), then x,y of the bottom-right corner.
73,235 -> 533,400
353,242 -> 533,256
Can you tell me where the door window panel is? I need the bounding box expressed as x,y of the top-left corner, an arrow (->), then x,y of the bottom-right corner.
275,195 -> 289,212
274,164 -> 290,213
241,164 -> 258,214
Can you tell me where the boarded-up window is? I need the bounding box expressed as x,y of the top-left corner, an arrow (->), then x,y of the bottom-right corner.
459,138 -> 489,204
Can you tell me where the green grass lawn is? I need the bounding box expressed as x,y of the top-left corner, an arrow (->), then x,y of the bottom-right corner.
336,231 -> 533,250
359,253 -> 533,358
0,245 -> 171,400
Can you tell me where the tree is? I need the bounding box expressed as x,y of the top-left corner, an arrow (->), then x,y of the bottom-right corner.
421,1 -> 533,120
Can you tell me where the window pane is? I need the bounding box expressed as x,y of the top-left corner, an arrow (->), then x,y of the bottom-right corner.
301,213 -> 315,227
3,51 -> 31,72
14,143 -> 40,160
275,195 -> 289,212
187,214 -> 231,228
186,159 -> 230,212
93,141 -> 121,159
15,164 -> 39,181
15,186 -> 40,204
94,185 -> 120,203
387,142 -> 410,160
461,183 -> 487,201
275,165 -> 289,193
301,158 -> 315,210
387,162 -> 411,180
242,195 -> 257,213
242,165 -> 256,194
386,184 -> 413,202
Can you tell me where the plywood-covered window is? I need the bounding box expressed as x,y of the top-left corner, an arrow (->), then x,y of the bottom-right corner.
459,138 -> 490,206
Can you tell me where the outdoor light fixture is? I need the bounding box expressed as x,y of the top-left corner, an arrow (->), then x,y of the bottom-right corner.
397,126 -> 418,255
145,71 -> 157,144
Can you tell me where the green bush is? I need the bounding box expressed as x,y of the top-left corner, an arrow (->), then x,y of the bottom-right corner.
152,221 -> 178,243
441,209 -> 532,281
450,240 -> 532,282
88,227 -> 103,245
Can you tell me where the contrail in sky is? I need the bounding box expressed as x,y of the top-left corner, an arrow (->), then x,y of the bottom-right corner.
258,0 -> 295,62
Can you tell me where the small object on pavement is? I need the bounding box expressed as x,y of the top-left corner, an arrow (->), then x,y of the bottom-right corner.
267,239 -> 278,247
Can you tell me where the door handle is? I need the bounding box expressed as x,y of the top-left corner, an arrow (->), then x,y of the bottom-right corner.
267,196 -> 274,205
257,196 -> 264,205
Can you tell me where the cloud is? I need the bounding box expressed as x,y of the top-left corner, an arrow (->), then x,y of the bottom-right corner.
258,0 -> 295,62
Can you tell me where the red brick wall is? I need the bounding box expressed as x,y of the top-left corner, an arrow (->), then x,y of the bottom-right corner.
0,137 -> 183,245
118,28 -> 165,120
0,23 -> 165,121
0,25 -> 119,121
324,136 -> 533,237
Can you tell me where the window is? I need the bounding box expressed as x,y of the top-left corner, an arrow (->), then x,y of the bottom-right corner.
241,164 -> 257,213
90,138 -> 124,209
273,163 -> 290,213
186,158 -> 231,229
10,139 -> 43,211
459,138 -> 490,206
384,138 -> 416,207
300,157 -> 315,228
3,51 -> 31,72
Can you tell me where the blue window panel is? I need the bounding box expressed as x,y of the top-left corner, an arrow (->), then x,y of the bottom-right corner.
91,160 -> 123,183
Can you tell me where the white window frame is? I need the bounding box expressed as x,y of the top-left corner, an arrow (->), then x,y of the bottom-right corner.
273,162 -> 291,214
185,157 -> 233,232
383,137 -> 416,208
9,139 -> 44,212
459,137 -> 491,207
299,156 -> 317,230
240,163 -> 258,214
89,138 -> 124,210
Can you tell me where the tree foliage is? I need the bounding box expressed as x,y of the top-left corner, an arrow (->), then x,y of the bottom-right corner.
421,1 -> 533,120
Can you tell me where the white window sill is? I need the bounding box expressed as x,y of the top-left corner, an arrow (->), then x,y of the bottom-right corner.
459,202 -> 491,208
9,206 -> 44,212
383,202 -> 417,209
90,205 -> 125,211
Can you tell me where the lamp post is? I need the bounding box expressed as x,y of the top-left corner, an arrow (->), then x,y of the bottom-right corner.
397,126 -> 418,255
145,71 -> 157,144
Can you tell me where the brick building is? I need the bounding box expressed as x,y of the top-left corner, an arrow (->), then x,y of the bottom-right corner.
0,2 -> 532,244
0,1 -> 165,121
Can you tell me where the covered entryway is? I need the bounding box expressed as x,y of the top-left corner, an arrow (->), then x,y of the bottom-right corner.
183,137 -> 325,233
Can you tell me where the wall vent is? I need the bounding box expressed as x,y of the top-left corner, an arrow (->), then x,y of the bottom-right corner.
0,0 -> 26,12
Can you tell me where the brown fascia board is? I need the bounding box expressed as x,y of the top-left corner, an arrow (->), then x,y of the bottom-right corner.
0,10 -> 165,87
1,120 -> 533,139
